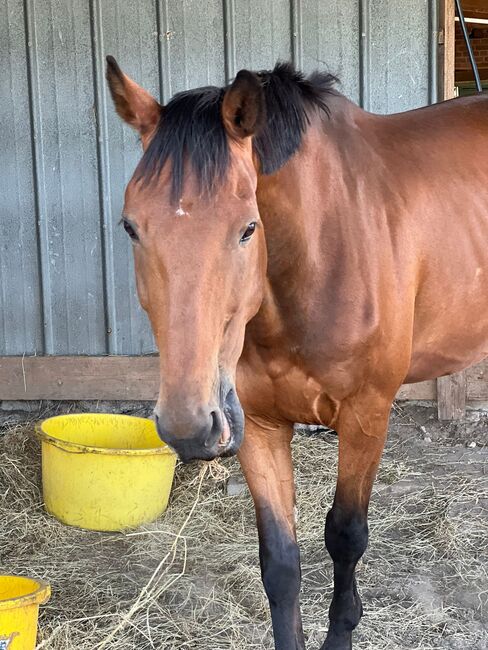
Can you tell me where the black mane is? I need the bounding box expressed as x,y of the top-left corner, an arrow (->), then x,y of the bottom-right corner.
136,62 -> 337,201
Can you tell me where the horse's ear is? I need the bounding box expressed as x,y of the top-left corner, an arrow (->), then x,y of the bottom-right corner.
222,70 -> 265,140
106,55 -> 161,138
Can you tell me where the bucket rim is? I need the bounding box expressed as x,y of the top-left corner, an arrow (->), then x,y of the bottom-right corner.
0,575 -> 50,611
36,414 -> 176,457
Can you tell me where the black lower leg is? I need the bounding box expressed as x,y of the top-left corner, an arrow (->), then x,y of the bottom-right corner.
321,505 -> 368,649
259,513 -> 305,650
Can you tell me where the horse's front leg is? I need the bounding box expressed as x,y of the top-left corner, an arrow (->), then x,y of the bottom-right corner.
238,417 -> 305,650
321,397 -> 391,650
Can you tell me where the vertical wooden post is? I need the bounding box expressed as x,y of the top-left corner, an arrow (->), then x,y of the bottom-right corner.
437,373 -> 467,420
437,372 -> 466,420
436,2 -> 467,420
438,0 -> 456,101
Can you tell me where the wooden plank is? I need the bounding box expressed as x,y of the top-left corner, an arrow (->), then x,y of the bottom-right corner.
0,356 -> 438,402
461,0 -> 488,14
0,356 -> 160,401
438,0 -> 456,101
466,359 -> 488,401
396,380 -> 436,401
437,373 -> 467,420
1,356 -> 485,406
437,2 -> 460,420
435,2 -> 468,419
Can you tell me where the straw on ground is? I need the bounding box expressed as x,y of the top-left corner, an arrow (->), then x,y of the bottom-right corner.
0,403 -> 486,649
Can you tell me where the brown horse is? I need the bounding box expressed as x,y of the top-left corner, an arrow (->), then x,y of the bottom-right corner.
106,56 -> 488,649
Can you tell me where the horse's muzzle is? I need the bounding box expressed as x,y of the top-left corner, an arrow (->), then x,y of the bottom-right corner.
155,384 -> 245,464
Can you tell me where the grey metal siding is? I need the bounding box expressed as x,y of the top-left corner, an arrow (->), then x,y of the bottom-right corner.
93,0 -> 161,355
367,0 -> 434,113
0,0 -> 439,356
1,0 -> 43,355
24,0 -> 107,354
299,1 -> 361,102
230,0 -> 292,75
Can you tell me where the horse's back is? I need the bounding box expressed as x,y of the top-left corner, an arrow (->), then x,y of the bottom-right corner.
382,96 -> 488,382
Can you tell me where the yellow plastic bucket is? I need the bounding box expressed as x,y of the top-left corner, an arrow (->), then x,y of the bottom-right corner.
0,575 -> 50,649
37,414 -> 177,531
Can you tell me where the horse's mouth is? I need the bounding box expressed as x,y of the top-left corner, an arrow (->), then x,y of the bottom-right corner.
154,384 -> 244,463
218,408 -> 235,455
217,405 -> 243,458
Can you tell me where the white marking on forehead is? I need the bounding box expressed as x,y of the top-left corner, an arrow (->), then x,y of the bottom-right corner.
175,199 -> 189,217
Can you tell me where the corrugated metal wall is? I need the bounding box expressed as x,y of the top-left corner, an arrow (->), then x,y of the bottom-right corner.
1,0 -> 438,356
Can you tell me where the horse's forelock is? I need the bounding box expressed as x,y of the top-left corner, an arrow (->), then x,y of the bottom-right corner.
135,63 -> 338,203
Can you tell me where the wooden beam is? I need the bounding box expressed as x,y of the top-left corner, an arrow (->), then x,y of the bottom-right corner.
458,0 -> 488,15
1,356 -> 486,408
0,356 -> 160,401
439,0 -> 456,100
467,358 -> 488,401
396,380 -> 436,401
0,356 -> 437,402
437,373 -> 467,420
435,2 -> 468,420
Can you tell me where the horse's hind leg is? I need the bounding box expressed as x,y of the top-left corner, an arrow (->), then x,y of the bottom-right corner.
238,417 -> 305,650
320,396 -> 391,650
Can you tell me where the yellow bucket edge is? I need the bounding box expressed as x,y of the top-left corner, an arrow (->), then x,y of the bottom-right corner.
0,577 -> 50,612
36,415 -> 175,457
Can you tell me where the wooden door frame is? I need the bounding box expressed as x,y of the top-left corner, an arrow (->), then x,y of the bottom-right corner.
436,0 -> 468,419
438,0 -> 456,103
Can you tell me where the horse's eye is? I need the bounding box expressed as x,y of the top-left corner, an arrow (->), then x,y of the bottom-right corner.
123,219 -> 139,241
240,222 -> 257,244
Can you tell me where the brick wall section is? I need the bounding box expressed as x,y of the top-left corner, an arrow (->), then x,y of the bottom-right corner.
455,2 -> 488,73
456,27 -> 488,70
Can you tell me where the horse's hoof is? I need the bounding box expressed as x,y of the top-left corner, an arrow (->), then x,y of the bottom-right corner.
319,631 -> 352,650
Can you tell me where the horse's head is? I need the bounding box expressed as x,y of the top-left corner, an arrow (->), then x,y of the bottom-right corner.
106,57 -> 267,462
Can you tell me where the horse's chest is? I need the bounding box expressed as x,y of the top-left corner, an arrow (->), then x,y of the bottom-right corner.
239,349 -> 357,427
271,363 -> 330,424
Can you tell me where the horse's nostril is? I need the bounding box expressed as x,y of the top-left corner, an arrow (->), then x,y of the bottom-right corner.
204,410 -> 222,448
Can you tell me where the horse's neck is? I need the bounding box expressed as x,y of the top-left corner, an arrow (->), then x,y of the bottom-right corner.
250,101 -> 373,345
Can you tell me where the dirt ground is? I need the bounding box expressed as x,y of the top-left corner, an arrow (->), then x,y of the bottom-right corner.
0,400 -> 486,650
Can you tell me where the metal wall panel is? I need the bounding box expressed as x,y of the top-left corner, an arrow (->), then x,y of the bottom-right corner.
300,1 -> 361,103
93,0 -> 160,355
25,0 -> 106,354
0,0 -> 43,355
230,0 -> 292,74
159,0 -> 226,97
368,0 -> 433,112
0,0 -> 439,356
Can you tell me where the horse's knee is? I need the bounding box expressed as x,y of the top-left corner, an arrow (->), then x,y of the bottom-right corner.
325,507 -> 368,565
260,536 -> 301,606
